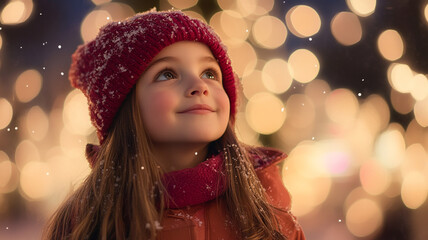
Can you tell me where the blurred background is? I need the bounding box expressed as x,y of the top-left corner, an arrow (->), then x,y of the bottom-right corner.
0,0 -> 427,239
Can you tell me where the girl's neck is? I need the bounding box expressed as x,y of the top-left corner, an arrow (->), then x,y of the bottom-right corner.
152,142 -> 210,173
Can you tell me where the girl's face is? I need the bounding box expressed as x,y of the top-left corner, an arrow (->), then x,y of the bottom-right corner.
136,41 -> 230,144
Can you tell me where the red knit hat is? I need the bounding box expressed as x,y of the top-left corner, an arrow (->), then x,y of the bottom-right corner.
69,9 -> 237,145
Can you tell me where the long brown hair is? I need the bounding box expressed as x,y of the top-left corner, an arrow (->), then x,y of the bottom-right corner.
43,88 -> 287,239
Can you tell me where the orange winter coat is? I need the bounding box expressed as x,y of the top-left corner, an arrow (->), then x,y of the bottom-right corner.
158,147 -> 306,240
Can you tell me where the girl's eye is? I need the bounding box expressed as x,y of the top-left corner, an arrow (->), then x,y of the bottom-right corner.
156,70 -> 176,81
201,70 -> 217,80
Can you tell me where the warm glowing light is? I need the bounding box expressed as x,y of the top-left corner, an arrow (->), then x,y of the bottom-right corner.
387,63 -> 413,93
81,10 -> 112,42
261,58 -> 293,94
60,128 -> 88,159
374,130 -> 405,169
168,0 -> 198,9
358,94 -> 390,136
245,92 -> 286,134
402,144 -> 427,177
220,10 -> 248,42
288,49 -> 319,83
252,15 -> 287,49
15,140 -> 40,170
15,69 -> 43,103
91,0 -> 111,5
25,106 -> 49,141
0,98 -> 13,130
346,0 -> 376,17
401,171 -> 428,209
282,141 -> 332,216
183,11 -> 205,22
346,198 -> 383,237
425,4 -> 428,24
0,152 -> 19,194
304,79 -> 331,108
0,34 -> 3,50
390,89 -> 415,115
414,96 -> 428,127
227,41 -> 257,77
217,0 -> 235,11
331,12 -> 362,46
242,70 -> 267,100
235,112 -> 259,145
284,94 -> 315,129
99,2 -> 135,21
20,161 -> 54,200
360,160 -> 391,195
285,5 -> 321,38
237,0 -> 274,16
325,88 -> 359,126
377,29 -> 404,61
0,0 -> 33,25
405,119 -> 426,147
63,89 -> 94,136
410,74 -> 428,101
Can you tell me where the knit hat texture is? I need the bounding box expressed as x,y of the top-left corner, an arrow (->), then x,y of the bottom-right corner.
69,9 -> 237,145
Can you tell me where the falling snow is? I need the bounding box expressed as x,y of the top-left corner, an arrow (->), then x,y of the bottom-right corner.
58,45 -> 62,49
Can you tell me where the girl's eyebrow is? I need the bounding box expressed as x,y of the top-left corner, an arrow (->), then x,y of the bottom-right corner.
145,55 -> 218,72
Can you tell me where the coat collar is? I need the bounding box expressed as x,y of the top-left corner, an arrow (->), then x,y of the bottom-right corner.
161,146 -> 287,209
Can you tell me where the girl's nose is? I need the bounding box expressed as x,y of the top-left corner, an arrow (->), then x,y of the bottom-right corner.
185,74 -> 209,97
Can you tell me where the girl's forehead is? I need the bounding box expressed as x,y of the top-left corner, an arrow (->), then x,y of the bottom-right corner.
151,41 -> 215,61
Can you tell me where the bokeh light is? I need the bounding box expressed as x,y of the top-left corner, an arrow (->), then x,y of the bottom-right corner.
304,79 -> 331,108
401,171 -> 428,209
14,140 -> 40,170
325,88 -> 359,126
390,89 -> 415,115
360,160 -> 391,195
226,41 -> 257,77
236,0 -> 274,16
0,98 -> 13,130
285,5 -> 321,38
20,161 -> 54,201
425,4 -> 428,24
63,89 -> 94,136
220,10 -> 248,42
346,198 -> 383,237
377,29 -> 404,61
252,15 -> 287,49
168,0 -> 198,9
288,49 -> 320,83
80,10 -> 112,42
410,74 -> 428,101
261,58 -> 293,94
387,63 -> 413,93
0,151 -> 19,194
245,92 -> 286,134
99,2 -> 135,21
346,0 -> 376,17
91,0 -> 111,5
0,0 -> 33,25
14,69 -> 43,103
414,96 -> 428,127
374,129 -> 406,169
284,94 -> 315,129
235,112 -> 259,145
25,106 -> 49,141
242,70 -> 267,99
0,34 -> 3,50
331,11 -> 362,46
282,141 -> 332,216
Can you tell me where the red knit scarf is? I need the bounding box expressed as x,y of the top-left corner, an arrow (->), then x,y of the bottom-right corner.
161,154 -> 227,209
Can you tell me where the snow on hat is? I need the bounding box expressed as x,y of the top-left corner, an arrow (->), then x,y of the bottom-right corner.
69,9 -> 237,145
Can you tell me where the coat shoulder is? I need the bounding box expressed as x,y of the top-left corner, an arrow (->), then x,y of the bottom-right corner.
247,146 -> 287,171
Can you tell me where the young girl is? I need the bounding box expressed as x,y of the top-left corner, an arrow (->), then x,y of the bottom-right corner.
43,9 -> 306,240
